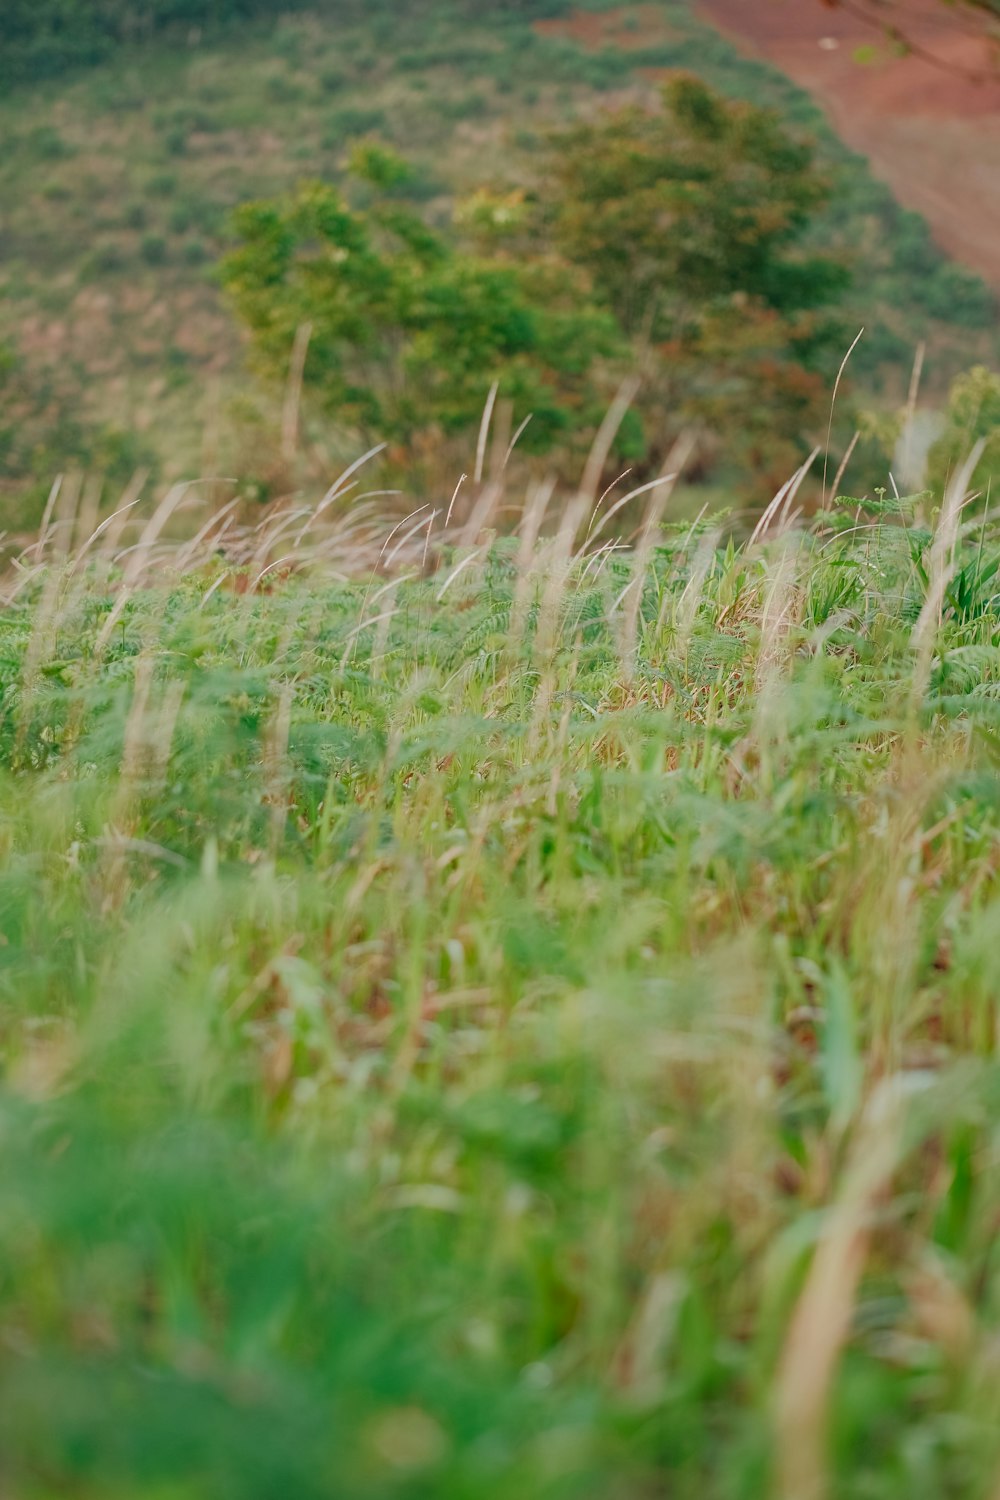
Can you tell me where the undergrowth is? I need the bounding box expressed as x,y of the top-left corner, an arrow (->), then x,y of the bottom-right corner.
2,474 -> 1000,1498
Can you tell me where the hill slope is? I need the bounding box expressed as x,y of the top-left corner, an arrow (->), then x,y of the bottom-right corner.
0,0 -> 995,513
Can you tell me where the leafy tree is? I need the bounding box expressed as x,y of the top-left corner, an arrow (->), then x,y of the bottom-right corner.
222,153 -> 624,463
928,365 -> 1000,498
545,78 -> 845,336
536,77 -> 851,484
225,83 -> 850,489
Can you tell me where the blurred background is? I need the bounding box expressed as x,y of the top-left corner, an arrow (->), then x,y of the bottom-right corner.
1,0 -> 998,535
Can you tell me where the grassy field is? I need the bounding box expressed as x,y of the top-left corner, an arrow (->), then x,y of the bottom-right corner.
3,459 -> 1000,1497
1,0 -> 997,513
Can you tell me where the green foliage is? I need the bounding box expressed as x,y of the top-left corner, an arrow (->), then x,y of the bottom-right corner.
224,79 -> 850,484
921,263 -> 997,329
888,211 -> 997,328
322,106 -> 390,145
0,338 -> 157,517
535,76 -> 850,481
929,365 -> 1000,497
140,232 -> 169,266
0,0 -> 995,504
222,176 -> 625,454
3,501 -> 1000,1494
548,75 -> 847,325
0,0 -> 325,85
0,0 -> 576,87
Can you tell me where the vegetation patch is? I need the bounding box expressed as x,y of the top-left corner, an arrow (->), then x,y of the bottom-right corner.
0,0 -> 996,514
2,475 -> 1000,1496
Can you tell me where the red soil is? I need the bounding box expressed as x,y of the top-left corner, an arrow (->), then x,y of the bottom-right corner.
697,0 -> 1000,288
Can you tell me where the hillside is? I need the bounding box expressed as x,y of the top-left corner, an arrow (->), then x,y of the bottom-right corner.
6,7 -> 1000,1495
0,0 -> 996,516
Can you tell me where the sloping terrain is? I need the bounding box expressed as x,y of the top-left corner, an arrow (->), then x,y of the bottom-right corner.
0,0 -> 996,516
699,0 -> 1000,290
6,490 -> 1000,1497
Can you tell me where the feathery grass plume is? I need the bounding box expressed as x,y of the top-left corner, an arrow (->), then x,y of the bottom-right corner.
1,450 -> 1000,1498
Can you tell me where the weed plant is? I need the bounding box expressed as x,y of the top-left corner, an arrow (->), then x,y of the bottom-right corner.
2,460 -> 1000,1497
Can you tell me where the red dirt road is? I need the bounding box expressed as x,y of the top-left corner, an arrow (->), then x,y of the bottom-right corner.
698,0 -> 1000,288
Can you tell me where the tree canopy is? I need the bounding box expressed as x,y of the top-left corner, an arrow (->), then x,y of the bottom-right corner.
535,76 -> 851,482
224,79 -> 851,488
222,149 -> 624,465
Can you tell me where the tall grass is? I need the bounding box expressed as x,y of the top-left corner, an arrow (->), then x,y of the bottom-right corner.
2,463 -> 1000,1498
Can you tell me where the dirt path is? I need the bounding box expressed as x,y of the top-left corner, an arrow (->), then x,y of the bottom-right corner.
698,0 -> 1000,289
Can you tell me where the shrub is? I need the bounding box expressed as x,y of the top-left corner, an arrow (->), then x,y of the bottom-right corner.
921,264 -> 996,329
928,365 -> 1000,496
26,124 -> 74,161
140,233 -> 168,265
82,242 -> 127,277
891,210 -> 942,280
181,238 -> 210,265
164,125 -> 189,156
147,171 -> 179,196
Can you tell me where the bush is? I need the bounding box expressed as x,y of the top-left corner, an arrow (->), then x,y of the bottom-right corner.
891,210 -> 942,280
921,264 -> 996,329
141,233 -> 168,265
164,125 -> 189,156
929,365 -> 1000,496
82,242 -> 127,277
25,124 -> 74,161
181,238 -> 210,265
147,171 -> 179,196
222,176 -> 624,455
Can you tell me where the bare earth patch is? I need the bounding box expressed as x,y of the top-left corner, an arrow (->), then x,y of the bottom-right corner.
698,0 -> 1000,289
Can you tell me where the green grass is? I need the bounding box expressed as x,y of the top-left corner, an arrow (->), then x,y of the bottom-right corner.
0,0 -> 996,510
3,472 -> 1000,1497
